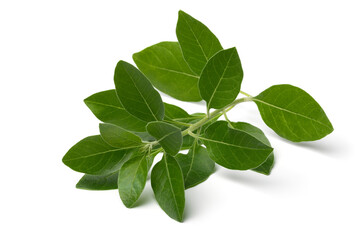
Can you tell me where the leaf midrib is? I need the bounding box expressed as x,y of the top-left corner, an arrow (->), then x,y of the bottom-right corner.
182,13 -> 208,61
164,155 -> 181,220
63,148 -> 133,161
199,135 -> 272,151
122,64 -> 160,121
207,50 -> 235,109
85,100 -> 125,110
134,58 -> 199,78
253,98 -> 332,130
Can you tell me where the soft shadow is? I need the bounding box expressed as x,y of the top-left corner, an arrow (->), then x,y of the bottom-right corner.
267,131 -> 347,157
217,168 -> 302,195
132,185 -> 153,208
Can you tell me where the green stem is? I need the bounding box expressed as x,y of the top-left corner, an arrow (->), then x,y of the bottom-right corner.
147,96 -> 252,149
223,111 -> 234,128
240,90 -> 253,98
182,97 -> 252,136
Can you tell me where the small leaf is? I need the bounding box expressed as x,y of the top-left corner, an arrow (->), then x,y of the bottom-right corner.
230,122 -> 275,175
176,144 -> 215,189
84,90 -> 147,132
146,122 -> 183,156
253,84 -> 334,142
62,135 -> 133,175
199,47 -> 243,110
182,135 -> 195,149
164,102 -> 190,121
118,155 -> 149,208
151,154 -> 185,222
176,10 -> 223,75
114,60 -> 164,122
99,123 -> 143,149
133,42 -> 201,101
76,172 -> 118,190
201,121 -> 273,170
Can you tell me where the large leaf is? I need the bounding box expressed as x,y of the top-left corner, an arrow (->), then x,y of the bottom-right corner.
201,121 -> 273,170
76,172 -> 118,190
199,47 -> 243,110
118,155 -> 149,208
176,144 -> 215,189
146,121 -> 182,156
253,84 -> 334,142
99,123 -> 143,149
114,60 -> 164,122
62,135 -> 132,175
84,90 -> 147,132
176,10 -> 223,75
230,122 -> 275,175
133,42 -> 201,101
151,154 -> 185,222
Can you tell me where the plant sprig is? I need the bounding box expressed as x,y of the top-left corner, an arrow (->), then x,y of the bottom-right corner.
63,10 -> 333,222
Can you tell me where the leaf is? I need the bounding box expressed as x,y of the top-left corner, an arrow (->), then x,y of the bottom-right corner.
230,122 -> 275,175
114,60 -> 164,122
151,154 -> 185,222
253,84 -> 334,142
99,123 -> 143,149
84,90 -> 147,132
133,42 -> 201,101
182,135 -> 195,149
146,121 -> 183,156
176,10 -> 223,75
176,144 -> 215,189
164,102 -> 190,121
133,131 -> 156,142
62,135 -> 133,175
201,121 -> 273,170
199,47 -> 243,110
252,156 -> 274,176
118,155 -> 149,208
76,172 -> 118,190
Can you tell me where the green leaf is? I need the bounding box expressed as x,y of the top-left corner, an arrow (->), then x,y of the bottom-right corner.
253,84 -> 334,142
76,172 -> 118,190
146,121 -> 183,156
230,122 -> 275,175
62,135 -> 133,175
118,155 -> 149,208
99,123 -> 143,149
176,10 -> 223,75
84,90 -> 147,132
201,121 -> 273,170
114,60 -> 164,122
182,135 -> 195,149
252,155 -> 274,176
164,102 -> 190,120
176,144 -> 215,189
133,42 -> 201,101
199,47 -> 243,110
133,131 -> 156,142
151,154 -> 185,222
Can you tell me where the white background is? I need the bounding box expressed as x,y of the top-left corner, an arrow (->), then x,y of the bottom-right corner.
1,0 -> 359,239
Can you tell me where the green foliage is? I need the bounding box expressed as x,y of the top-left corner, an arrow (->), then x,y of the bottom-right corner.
76,172 -> 119,190
63,10 -> 333,222
118,155 -> 149,207
199,47 -> 243,111
133,42 -> 202,101
151,154 -> 185,222
176,143 -> 215,189
146,121 -> 183,156
253,84 -> 333,142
